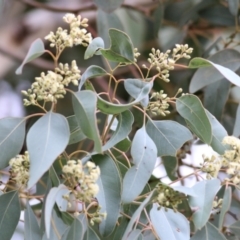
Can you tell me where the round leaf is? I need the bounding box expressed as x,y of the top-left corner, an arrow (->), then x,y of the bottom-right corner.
16,38 -> 45,75
72,90 -> 102,153
0,191 -> 21,240
150,204 -> 190,240
84,37 -> 105,59
122,127 -> 157,203
92,154 -> 122,237
93,0 -> 124,12
146,120 -> 192,157
0,117 -> 25,169
27,112 -> 70,188
176,94 -> 212,144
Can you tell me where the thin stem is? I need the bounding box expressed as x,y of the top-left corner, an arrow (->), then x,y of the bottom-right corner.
112,147 -> 131,168
44,49 -> 56,63
68,150 -> 89,159
102,114 -> 116,144
169,169 -> 202,185
133,62 -> 145,80
120,212 -> 148,228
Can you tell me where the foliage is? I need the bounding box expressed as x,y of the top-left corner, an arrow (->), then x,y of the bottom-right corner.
1,1 -> 240,239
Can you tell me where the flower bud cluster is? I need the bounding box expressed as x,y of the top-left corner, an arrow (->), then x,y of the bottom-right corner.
89,206 -> 107,226
134,48 -> 140,62
172,44 -> 193,61
22,60 -> 81,105
153,183 -> 184,211
9,151 -> 30,188
143,44 -> 193,82
222,136 -> 240,185
45,13 -> 92,50
62,160 -> 100,203
148,90 -> 170,116
202,136 -> 240,185
201,155 -> 222,179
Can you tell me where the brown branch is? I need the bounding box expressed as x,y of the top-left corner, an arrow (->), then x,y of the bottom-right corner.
17,0 -> 154,15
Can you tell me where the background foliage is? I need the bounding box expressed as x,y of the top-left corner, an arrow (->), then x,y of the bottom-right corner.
1,0 -> 240,239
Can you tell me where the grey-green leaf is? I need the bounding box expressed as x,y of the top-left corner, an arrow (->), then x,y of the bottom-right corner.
0,191 -> 20,240
122,127 -> 157,203
79,65 -> 108,90
146,120 -> 192,157
85,80 -> 152,114
45,184 -> 68,238
67,115 -> 86,145
27,112 -> 70,188
16,38 -> 45,74
218,186 -> 232,229
72,90 -> 102,153
24,202 -> 41,240
206,110 -> 228,154
189,49 -> 240,93
67,218 -> 84,240
122,190 -> 157,240
150,204 -> 190,240
92,154 -> 122,237
176,94 -> 212,144
189,179 -> 221,230
102,110 -> 134,151
229,220 -> 240,236
100,28 -> 135,63
233,104 -> 240,137
189,55 -> 240,92
93,0 -> 124,12
84,37 -> 104,59
0,117 -> 25,169
191,221 -> 227,240
124,79 -> 153,107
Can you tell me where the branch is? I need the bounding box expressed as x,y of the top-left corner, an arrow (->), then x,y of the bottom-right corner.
17,0 -> 155,15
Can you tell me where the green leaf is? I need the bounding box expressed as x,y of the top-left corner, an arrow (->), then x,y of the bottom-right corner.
45,184 -> 68,238
92,154 -> 122,237
189,54 -> 240,92
0,117 -> 25,169
102,110 -> 134,151
66,218 -> 84,240
218,186 -> 232,229
228,0 -> 239,16
27,112 -> 70,189
55,188 -> 70,212
162,156 -> 178,180
146,120 -> 192,157
79,65 -> 108,90
67,115 -> 86,145
172,185 -> 197,197
189,179 -> 221,230
85,80 -> 152,114
72,91 -> 102,153
93,0 -> 124,12
124,79 -> 153,107
97,9 -> 124,49
203,79 -> 231,121
16,38 -> 45,74
49,166 -> 60,187
0,191 -> 20,240
100,29 -> 135,63
150,204 -> 190,240
189,49 -> 240,93
84,37 -> 104,59
122,190 -> 157,240
176,94 -> 212,144
84,225 -> 102,240
206,110 -> 228,155
112,138 -> 131,156
191,221 -> 227,240
24,202 -> 42,240
122,127 -> 157,203
233,104 -> 240,137
127,229 -> 142,239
